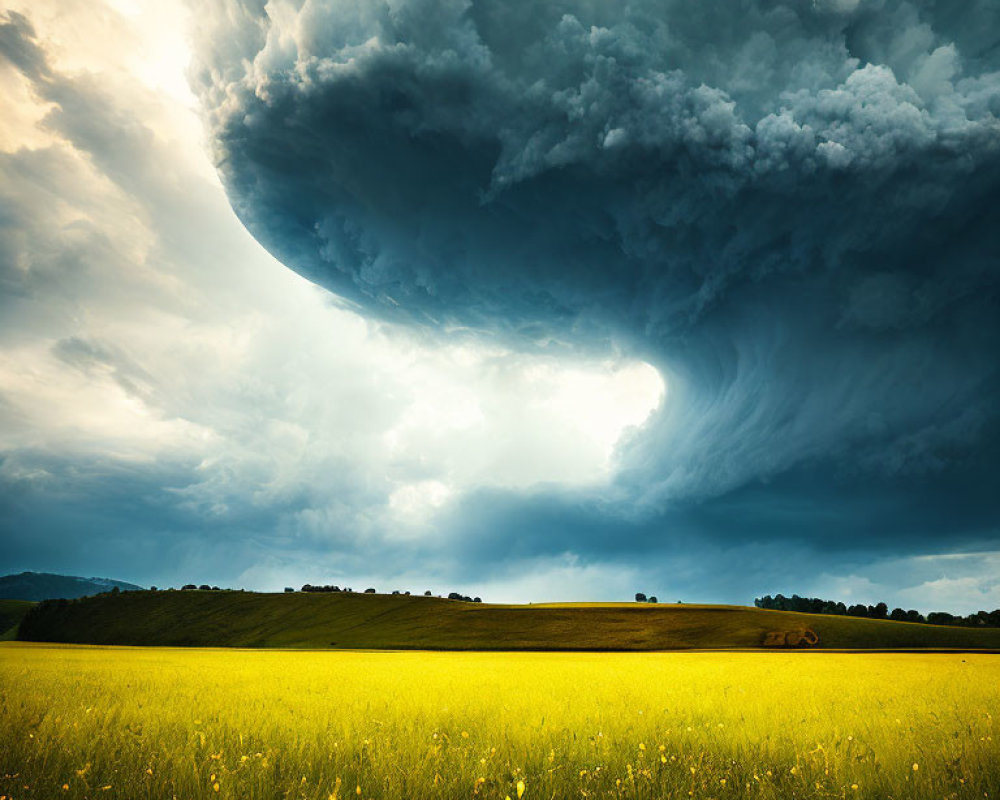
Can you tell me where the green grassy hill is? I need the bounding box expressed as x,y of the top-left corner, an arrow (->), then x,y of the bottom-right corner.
0,599 -> 35,640
15,590 -> 1000,650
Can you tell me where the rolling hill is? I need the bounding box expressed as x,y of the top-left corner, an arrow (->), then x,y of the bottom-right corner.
16,589 -> 1000,650
0,571 -> 144,601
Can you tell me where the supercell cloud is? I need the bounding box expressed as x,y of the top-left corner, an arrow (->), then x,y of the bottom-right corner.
197,0 -> 1000,546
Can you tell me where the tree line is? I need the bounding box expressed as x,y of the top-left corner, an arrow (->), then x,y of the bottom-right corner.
755,594 -> 1000,628
295,585 -> 482,602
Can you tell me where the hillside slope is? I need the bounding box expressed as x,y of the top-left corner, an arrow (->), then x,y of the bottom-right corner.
16,590 -> 1000,650
0,600 -> 34,640
0,572 -> 143,601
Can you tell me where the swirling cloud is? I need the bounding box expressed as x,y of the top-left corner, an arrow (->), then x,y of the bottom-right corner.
196,0 -> 1000,517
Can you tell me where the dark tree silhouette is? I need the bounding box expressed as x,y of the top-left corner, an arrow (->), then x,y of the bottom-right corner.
753,595 -> 982,628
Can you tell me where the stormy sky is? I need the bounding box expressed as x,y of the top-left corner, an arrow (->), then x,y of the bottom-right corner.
1,0 -> 998,611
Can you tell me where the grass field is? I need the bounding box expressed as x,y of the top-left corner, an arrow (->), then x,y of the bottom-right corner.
17,590 -> 1000,650
1,643 -> 997,800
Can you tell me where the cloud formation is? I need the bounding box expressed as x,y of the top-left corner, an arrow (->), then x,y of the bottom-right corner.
197,0 -> 1000,522
196,0 -> 999,331
1,0 -> 998,608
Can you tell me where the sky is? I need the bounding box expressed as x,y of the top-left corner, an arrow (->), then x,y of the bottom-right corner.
0,0 -> 998,612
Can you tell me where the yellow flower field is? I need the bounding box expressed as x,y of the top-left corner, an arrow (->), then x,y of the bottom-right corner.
1,643 -> 997,799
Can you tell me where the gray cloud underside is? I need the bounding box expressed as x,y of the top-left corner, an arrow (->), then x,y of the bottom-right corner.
198,0 -> 1000,522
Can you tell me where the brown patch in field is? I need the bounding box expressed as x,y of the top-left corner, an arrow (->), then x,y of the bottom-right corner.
762,628 -> 820,648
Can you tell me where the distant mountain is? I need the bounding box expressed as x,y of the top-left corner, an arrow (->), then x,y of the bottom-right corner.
0,571 -> 144,601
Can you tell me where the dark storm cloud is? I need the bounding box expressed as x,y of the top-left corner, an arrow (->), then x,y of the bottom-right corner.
0,449 -> 312,587
195,0 -> 1000,335
196,0 -> 1000,556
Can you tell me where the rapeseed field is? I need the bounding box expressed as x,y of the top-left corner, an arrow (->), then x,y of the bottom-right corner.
1,643 -> 997,799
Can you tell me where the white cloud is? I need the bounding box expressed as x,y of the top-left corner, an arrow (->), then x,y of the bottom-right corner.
812,551 -> 1000,614
233,551 -> 642,601
469,555 -> 641,604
